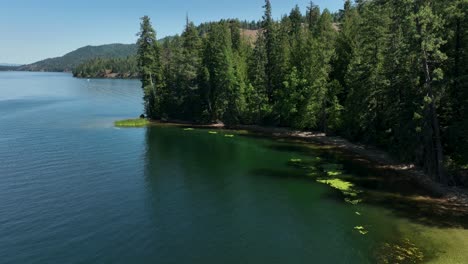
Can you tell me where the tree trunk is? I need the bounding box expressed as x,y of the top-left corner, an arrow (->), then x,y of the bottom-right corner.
422,50 -> 446,184
453,18 -> 461,117
322,90 -> 328,135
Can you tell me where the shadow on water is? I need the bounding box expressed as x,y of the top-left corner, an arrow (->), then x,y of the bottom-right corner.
250,168 -> 313,181
255,138 -> 468,229
141,126 -> 379,263
192,130 -> 468,229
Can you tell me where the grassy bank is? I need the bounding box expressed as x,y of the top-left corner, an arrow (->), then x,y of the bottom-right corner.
114,118 -> 150,127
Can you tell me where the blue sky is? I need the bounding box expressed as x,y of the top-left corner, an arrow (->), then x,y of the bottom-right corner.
0,0 -> 343,64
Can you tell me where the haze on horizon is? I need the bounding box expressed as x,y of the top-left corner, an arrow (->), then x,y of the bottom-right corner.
0,0 -> 342,65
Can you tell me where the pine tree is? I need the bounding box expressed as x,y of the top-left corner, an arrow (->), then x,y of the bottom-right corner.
201,23 -> 237,123
331,0 -> 360,104
411,0 -> 450,183
136,16 -> 164,119
344,2 -> 390,142
289,5 -> 303,37
178,18 -> 203,120
306,1 -> 321,33
246,32 -> 270,124
442,0 -> 468,168
262,0 -> 277,103
316,9 -> 339,133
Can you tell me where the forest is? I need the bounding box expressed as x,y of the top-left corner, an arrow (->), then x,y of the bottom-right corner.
136,0 -> 467,186
73,57 -> 139,78
19,44 -> 137,72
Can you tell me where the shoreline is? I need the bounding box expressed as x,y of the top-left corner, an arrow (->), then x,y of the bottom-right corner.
152,120 -> 468,208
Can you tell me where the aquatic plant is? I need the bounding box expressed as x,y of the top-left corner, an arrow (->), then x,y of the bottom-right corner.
376,239 -> 424,263
317,179 -> 353,193
114,118 -> 150,127
327,170 -> 343,176
224,134 -> 235,137
354,226 -> 368,235
345,198 -> 363,205
184,128 -> 195,131
316,178 -> 362,204
209,131 -> 218,134
290,158 -> 302,163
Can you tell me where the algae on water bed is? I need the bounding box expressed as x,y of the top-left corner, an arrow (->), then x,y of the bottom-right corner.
316,177 -> 362,204
224,134 -> 235,137
290,158 -> 302,163
354,226 -> 369,235
317,179 -> 353,193
376,238 -> 424,263
345,198 -> 363,205
184,128 -> 195,131
327,170 -> 343,176
209,131 -> 218,134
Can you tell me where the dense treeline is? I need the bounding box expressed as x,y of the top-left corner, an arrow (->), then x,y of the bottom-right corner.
19,44 -> 137,72
197,19 -> 262,34
73,56 -> 138,78
137,0 -> 468,185
0,65 -> 20,71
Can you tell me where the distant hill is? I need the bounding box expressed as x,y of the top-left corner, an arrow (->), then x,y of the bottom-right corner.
18,44 -> 137,72
0,63 -> 22,67
16,23 -> 260,74
0,65 -> 21,71
0,63 -> 22,71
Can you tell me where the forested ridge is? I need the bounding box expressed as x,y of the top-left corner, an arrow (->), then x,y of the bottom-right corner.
18,44 -> 137,72
136,0 -> 468,185
73,56 -> 139,78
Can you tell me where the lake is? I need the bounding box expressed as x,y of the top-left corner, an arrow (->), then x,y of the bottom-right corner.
0,72 -> 467,263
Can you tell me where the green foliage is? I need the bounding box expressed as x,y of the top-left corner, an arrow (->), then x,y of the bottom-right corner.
317,178 -> 354,194
377,239 -> 424,263
115,118 -> 150,127
137,16 -> 164,119
73,56 -> 138,78
19,44 -> 137,72
354,226 -> 368,235
136,0 -> 468,184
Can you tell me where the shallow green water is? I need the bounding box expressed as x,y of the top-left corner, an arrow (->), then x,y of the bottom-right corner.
0,72 -> 466,263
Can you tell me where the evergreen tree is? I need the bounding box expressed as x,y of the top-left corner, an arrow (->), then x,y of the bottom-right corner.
262,0 -> 277,103
331,0 -> 360,104
410,0 -> 450,183
344,2 -> 390,142
178,18 -> 203,120
246,33 -> 271,124
201,23 -> 237,123
306,1 -> 321,33
442,0 -> 468,168
136,16 -> 164,119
